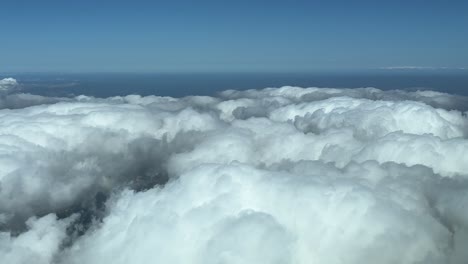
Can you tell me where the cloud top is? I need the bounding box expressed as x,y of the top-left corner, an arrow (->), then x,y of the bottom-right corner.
0,79 -> 468,264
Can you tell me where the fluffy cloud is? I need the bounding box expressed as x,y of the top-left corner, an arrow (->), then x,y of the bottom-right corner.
0,78 -> 18,92
1,80 -> 468,263
0,214 -> 75,264
64,161 -> 468,264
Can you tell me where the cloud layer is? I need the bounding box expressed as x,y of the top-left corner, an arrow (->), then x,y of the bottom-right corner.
1,78 -> 468,263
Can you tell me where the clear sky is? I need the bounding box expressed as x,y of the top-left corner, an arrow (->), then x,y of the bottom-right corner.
1,0 -> 467,72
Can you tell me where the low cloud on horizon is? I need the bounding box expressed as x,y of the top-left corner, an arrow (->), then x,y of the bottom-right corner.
378,66 -> 468,70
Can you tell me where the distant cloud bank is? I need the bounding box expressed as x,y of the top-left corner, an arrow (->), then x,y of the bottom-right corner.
1,77 -> 468,264
379,66 -> 468,70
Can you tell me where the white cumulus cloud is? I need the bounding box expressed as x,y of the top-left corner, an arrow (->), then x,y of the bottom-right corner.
0,78 -> 18,92
0,80 -> 468,263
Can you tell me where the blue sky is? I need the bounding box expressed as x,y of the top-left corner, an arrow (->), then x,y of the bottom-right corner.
1,0 -> 467,72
